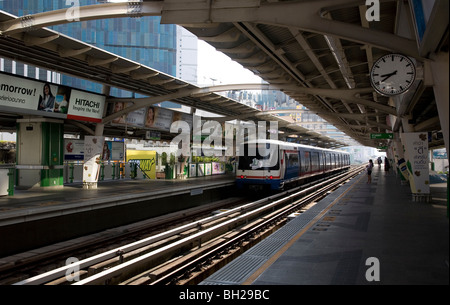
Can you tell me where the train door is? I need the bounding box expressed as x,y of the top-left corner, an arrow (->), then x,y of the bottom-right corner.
284,150 -> 299,179
311,151 -> 319,173
326,152 -> 331,170
304,150 -> 311,174
321,152 -> 325,172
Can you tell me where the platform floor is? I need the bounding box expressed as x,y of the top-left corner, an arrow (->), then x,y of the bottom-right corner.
201,167 -> 449,285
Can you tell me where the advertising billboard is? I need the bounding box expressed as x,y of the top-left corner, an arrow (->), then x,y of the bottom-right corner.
109,101 -> 193,133
0,72 -> 105,123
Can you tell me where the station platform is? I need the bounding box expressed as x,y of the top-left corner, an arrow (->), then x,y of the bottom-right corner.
201,167 -> 449,285
0,174 -> 235,257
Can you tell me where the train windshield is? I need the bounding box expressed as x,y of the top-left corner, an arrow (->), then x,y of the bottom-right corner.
237,144 -> 279,170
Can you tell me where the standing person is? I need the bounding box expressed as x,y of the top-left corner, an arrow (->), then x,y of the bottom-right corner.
366,159 -> 374,184
377,156 -> 382,168
384,157 -> 390,174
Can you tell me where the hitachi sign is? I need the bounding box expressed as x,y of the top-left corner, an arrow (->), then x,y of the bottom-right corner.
75,98 -> 100,108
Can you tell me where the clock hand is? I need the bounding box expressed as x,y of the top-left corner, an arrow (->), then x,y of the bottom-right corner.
380,70 -> 397,82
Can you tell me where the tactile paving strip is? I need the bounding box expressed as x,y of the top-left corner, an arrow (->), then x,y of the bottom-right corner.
200,174 -> 363,285
202,256 -> 267,285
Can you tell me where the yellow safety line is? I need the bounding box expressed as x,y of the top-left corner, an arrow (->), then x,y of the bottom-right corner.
242,173 -> 365,285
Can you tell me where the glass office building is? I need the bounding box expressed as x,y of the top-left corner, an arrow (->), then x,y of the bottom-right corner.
0,0 -> 178,97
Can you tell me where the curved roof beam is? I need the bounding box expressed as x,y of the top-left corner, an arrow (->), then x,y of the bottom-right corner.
104,83 -> 395,123
0,2 -> 163,35
203,84 -> 396,115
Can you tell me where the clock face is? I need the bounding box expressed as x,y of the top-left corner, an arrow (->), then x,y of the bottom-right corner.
370,54 -> 416,96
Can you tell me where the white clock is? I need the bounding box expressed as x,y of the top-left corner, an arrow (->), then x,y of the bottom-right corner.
370,53 -> 416,96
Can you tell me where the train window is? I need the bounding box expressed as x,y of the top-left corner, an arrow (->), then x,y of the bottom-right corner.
286,152 -> 299,167
237,144 -> 279,171
301,151 -> 311,173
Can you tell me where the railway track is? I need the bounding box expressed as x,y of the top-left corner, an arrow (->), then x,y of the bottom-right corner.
8,166 -> 363,285
0,196 -> 248,284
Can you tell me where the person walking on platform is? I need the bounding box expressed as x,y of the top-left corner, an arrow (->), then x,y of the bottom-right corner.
377,156 -> 382,168
366,159 -> 374,184
384,157 -> 390,174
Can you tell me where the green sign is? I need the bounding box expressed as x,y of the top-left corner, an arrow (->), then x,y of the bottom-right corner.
370,133 -> 393,139
378,146 -> 388,150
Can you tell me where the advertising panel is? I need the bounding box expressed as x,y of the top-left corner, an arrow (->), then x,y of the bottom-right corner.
401,132 -> 430,194
126,150 -> 156,179
64,139 -> 84,160
109,101 -> 192,134
83,136 -> 105,183
110,101 -> 146,126
125,102 -> 146,126
0,73 -> 58,111
66,89 -> 105,123
212,162 -> 226,175
0,72 -> 105,122
64,139 -> 124,161
149,107 -> 174,131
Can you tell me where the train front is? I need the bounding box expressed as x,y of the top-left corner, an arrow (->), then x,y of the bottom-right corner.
236,141 -> 283,191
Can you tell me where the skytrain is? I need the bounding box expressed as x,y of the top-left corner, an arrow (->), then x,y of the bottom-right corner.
236,139 -> 350,190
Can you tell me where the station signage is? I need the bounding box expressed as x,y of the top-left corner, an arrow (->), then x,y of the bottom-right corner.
0,72 -> 105,123
370,133 -> 393,139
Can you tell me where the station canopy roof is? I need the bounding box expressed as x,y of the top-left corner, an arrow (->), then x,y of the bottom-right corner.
0,10 -> 346,148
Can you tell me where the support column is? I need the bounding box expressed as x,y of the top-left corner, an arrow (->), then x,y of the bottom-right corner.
392,133 -> 408,183
16,118 -> 64,189
82,85 -> 109,189
429,52 -> 449,158
82,123 -> 105,189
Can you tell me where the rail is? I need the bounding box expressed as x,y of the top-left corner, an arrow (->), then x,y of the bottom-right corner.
152,165 -> 364,285
13,166 -> 364,285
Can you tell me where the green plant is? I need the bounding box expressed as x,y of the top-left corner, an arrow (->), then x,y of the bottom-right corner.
169,153 -> 176,166
161,152 -> 168,166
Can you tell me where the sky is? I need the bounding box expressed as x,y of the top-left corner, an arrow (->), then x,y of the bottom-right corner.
196,40 -> 262,86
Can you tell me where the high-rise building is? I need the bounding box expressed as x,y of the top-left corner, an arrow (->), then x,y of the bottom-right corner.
0,0 -> 197,98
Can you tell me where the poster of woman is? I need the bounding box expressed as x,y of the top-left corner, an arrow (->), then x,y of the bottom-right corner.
37,83 -> 56,112
111,102 -> 126,124
145,106 -> 156,127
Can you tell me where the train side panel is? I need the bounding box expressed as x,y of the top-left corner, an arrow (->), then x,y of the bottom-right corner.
236,140 -> 350,191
